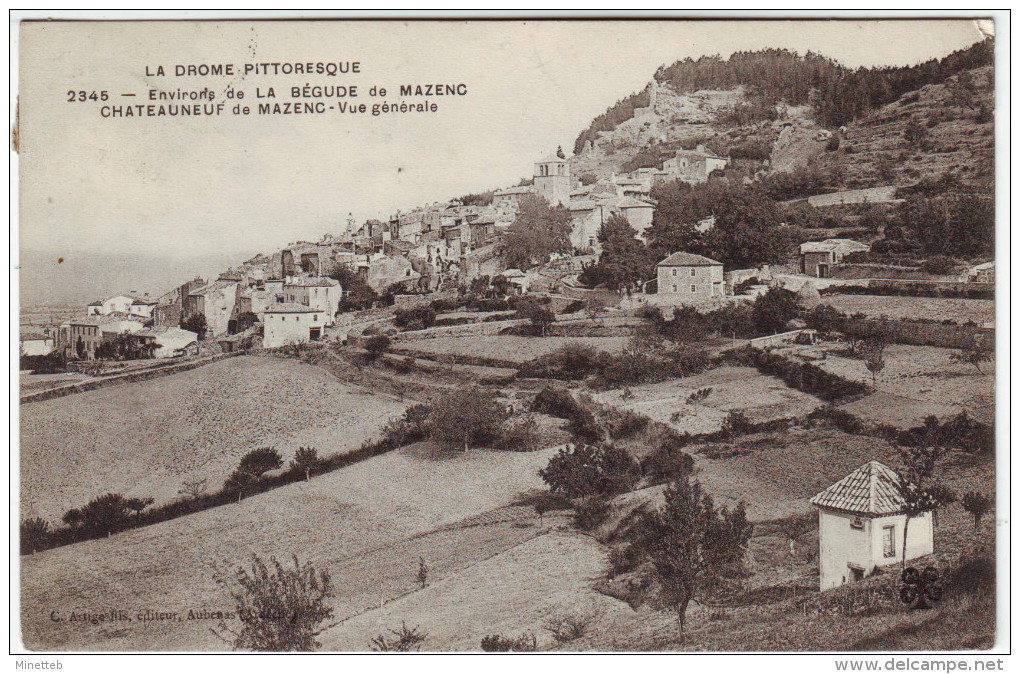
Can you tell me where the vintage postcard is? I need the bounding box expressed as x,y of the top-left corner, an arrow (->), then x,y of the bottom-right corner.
13,15 -> 1004,658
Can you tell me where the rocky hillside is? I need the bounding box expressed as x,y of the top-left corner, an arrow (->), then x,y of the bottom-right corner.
567,44 -> 994,197
815,65 -> 994,193
570,84 -> 745,180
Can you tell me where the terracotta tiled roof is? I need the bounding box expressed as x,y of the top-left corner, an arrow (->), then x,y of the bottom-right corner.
657,252 -> 723,267
810,461 -> 906,516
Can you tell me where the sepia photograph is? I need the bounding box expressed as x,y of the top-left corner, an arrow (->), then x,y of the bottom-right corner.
10,12 -> 1007,661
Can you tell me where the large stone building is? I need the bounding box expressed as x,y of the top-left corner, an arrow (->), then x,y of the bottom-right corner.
811,461 -> 934,591
533,155 -> 572,207
262,302 -> 328,348
656,252 -> 725,304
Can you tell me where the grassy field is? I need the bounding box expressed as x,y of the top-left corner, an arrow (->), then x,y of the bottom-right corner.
394,336 -> 632,366
322,530 -> 624,651
20,443 -> 560,651
775,343 -> 995,426
594,366 -> 825,439
19,355 -> 408,523
822,295 -> 996,326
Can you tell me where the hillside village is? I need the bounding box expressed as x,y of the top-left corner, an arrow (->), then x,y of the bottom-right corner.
19,38 -> 998,653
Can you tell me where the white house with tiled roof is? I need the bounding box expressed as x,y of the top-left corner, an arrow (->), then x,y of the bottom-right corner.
810,461 -> 934,591
656,252 -> 724,305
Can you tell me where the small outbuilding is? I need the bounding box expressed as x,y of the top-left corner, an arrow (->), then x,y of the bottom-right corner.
810,461 -> 934,591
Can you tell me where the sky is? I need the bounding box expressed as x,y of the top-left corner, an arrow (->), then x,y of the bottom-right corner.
16,19 -> 989,306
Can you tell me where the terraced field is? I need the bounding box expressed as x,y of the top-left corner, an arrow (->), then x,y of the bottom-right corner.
20,355 -> 407,523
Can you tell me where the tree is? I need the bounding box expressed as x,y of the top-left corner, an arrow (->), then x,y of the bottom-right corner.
215,554 -> 335,651
501,195 -> 572,268
290,447 -> 320,481
178,478 -> 208,500
234,311 -> 260,334
635,475 -> 752,636
225,447 -> 283,502
584,296 -> 604,323
580,215 -> 656,292
518,297 -> 556,336
962,491 -> 992,531
539,443 -> 640,500
79,493 -> 135,537
424,387 -> 509,451
75,336 -> 87,360
326,263 -> 379,312
895,444 -> 952,570
124,497 -> 154,520
181,313 -> 207,339
556,145 -> 566,159
861,337 -> 887,388
20,518 -> 50,555
647,181 -> 791,270
751,287 -> 799,335
363,335 -> 391,362
953,335 -> 993,374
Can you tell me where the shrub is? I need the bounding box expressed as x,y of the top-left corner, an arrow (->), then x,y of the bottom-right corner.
641,433 -> 695,483
495,414 -> 542,452
393,305 -> 437,331
665,346 -> 712,377
370,622 -> 427,652
521,343 -> 607,380
363,335 -> 391,362
517,298 -> 557,336
290,447 -> 320,481
542,607 -> 601,643
962,492 -> 992,530
20,518 -> 50,555
480,632 -> 538,652
540,443 -> 638,499
214,554 -> 335,651
592,351 -> 668,389
531,387 -> 604,444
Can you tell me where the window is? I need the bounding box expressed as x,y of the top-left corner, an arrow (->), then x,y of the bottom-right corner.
690,268 -> 696,277
690,285 -> 697,293
850,516 -> 864,530
882,525 -> 896,558
672,269 -> 677,276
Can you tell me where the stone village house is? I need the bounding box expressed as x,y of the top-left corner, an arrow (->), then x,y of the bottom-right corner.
655,252 -> 725,305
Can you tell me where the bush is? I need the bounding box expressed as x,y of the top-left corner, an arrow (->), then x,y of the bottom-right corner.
664,346 -> 712,377
363,335 -> 391,362
539,443 -> 638,499
495,414 -> 542,452
370,622 -> 427,652
542,607 -> 601,643
641,432 -> 695,482
20,517 -> 50,555
521,343 -> 607,380
480,632 -> 537,652
592,351 -> 669,389
393,305 -> 437,331
748,348 -> 870,401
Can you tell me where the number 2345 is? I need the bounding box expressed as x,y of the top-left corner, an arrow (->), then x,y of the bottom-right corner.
67,90 -> 109,102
